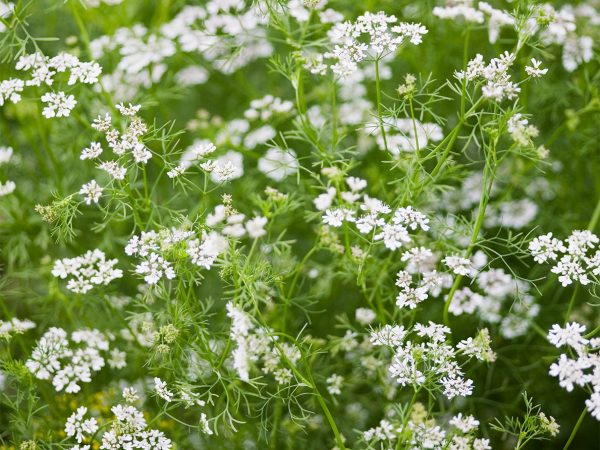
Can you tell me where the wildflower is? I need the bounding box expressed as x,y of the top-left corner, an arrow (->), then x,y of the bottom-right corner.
314,187 -> 336,211
355,307 -> 376,325
0,78 -> 24,105
374,223 -> 410,250
41,91 -> 77,118
324,12 -> 427,78
65,407 -> 98,443
68,61 -> 102,85
450,413 -> 479,433
549,323 -> 588,352
79,180 -> 103,205
52,249 -> 122,293
81,142 -> 103,160
98,161 -> 127,180
529,233 -> 566,263
326,373 -> 344,395
0,180 -> 16,196
154,377 -> 174,402
525,58 -> 548,77
257,148 -> 298,181
115,102 -> 141,116
245,216 -> 268,238
370,324 -> 406,347
443,255 -> 474,276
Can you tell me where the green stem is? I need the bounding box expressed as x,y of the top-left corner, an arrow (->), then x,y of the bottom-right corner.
375,58 -> 388,153
562,407 -> 587,450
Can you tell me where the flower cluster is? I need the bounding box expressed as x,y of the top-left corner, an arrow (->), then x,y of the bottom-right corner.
0,52 -> 101,118
371,322 -> 495,399
433,0 -> 515,44
226,302 -> 301,385
52,249 -> 123,294
125,228 -> 191,284
547,322 -> 600,420
323,11 -> 427,78
0,317 -> 36,339
26,327 -> 125,393
90,2 -> 271,99
456,51 -> 520,101
318,176 -> 429,251
101,404 -> 172,449
363,408 -> 491,449
529,230 -> 600,287
0,145 -> 15,197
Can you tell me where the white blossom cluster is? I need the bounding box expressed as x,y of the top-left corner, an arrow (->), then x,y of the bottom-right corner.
0,52 -> 101,118
151,377 -> 211,433
176,97 -> 301,183
243,95 -> 294,121
532,4 -> 594,72
529,230 -> 600,287
98,404 -> 172,449
322,11 -> 427,78
433,0 -> 515,44
547,322 -> 600,420
78,103 -> 151,195
0,145 -> 15,197
0,317 -> 35,338
64,406 -> 99,444
371,322 -> 495,399
444,253 -> 540,339
363,411 -> 491,450
226,302 -> 301,385
89,2 -> 272,99
26,327 -> 125,393
52,249 -> 123,294
456,51 -> 521,101
125,228 -> 192,285
317,176 -> 429,251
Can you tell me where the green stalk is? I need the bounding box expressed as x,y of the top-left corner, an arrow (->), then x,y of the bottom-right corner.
562,407 -> 587,450
375,58 -> 388,153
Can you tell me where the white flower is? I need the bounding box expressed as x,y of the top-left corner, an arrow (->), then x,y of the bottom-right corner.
450,413 -> 480,433
0,180 -> 16,196
374,223 -> 410,250
41,91 -> 76,118
68,61 -> 102,85
115,102 -> 141,116
548,322 -> 588,351
525,58 -> 548,77
245,216 -> 268,238
314,187 -> 336,211
529,232 -> 566,263
0,146 -> 13,164
81,142 -> 103,160
392,206 -> 429,231
443,255 -> 474,276
326,373 -> 343,395
355,307 -> 376,325
257,148 -> 298,181
65,407 -> 99,443
549,354 -> 588,392
98,161 -> 127,180
154,377 -> 174,402
211,151 -> 244,182
370,324 -> 406,347
79,180 -> 103,205
586,392 -> 600,421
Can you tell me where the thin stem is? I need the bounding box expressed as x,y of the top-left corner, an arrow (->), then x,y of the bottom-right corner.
562,407 -> 587,450
375,58 -> 388,153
